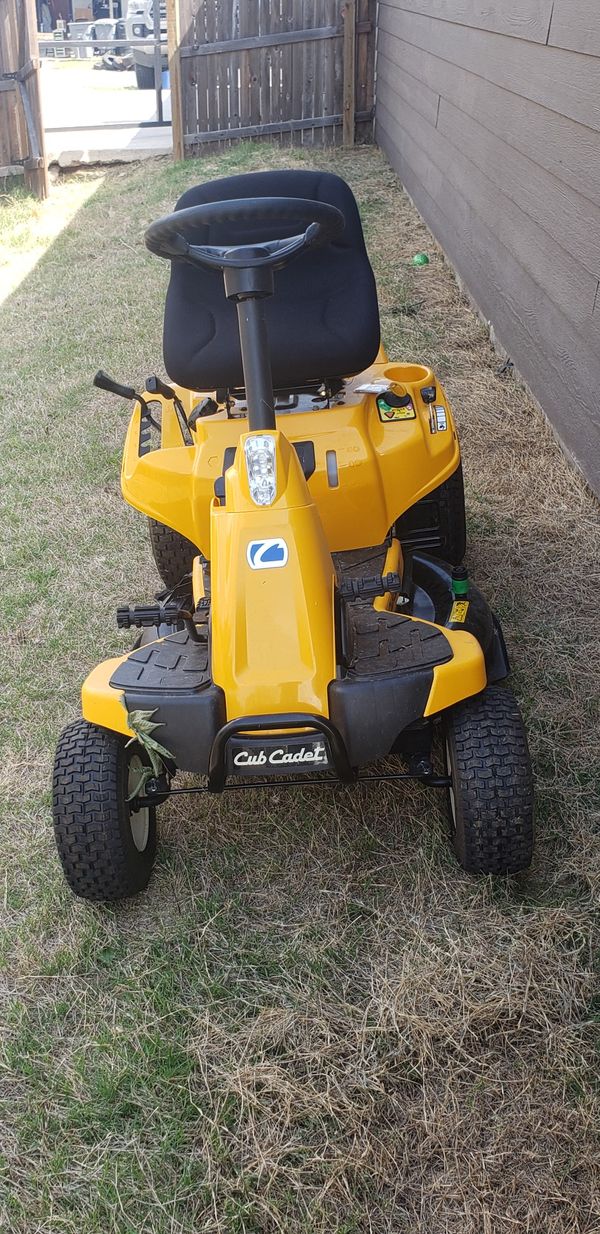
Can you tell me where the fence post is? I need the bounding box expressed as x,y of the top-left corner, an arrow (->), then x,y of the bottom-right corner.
0,0 -> 48,198
342,0 -> 356,147
167,0 -> 184,160
20,0 -> 48,197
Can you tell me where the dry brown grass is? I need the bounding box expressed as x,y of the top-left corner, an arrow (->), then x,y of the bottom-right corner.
0,143 -> 599,1233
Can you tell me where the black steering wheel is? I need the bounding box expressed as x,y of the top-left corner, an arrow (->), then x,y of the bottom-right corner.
144,196 -> 345,273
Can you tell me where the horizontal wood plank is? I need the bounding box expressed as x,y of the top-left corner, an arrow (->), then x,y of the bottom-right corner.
379,38 -> 600,210
183,110 -> 372,145
180,25 -> 341,57
377,52 -> 439,126
378,4 -> 600,133
375,94 -> 600,342
376,112 -> 600,486
381,0 -> 552,43
549,0 -> 600,56
437,96 -> 600,279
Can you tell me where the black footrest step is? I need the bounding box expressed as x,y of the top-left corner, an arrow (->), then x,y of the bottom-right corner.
110,629 -> 211,691
339,572 -> 405,601
117,602 -> 185,630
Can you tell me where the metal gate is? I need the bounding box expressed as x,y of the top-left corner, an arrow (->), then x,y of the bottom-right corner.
168,0 -> 376,160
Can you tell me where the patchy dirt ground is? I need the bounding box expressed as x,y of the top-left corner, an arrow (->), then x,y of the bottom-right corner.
1,143 -> 599,1233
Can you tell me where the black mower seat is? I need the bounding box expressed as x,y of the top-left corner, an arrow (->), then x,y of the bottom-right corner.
162,169 -> 381,393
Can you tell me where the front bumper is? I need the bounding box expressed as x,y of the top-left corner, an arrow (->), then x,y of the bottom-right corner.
82,554 -> 508,785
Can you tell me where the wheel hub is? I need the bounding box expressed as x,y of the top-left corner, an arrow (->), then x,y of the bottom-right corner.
127,754 -> 150,851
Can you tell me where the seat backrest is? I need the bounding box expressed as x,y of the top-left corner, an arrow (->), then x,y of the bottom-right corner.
162,169 -> 381,393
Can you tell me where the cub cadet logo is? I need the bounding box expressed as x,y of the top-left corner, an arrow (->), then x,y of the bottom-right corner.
233,744 -> 327,768
247,538 -> 288,570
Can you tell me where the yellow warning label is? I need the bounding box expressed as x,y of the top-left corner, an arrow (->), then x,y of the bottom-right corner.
378,404 -> 416,422
449,600 -> 469,623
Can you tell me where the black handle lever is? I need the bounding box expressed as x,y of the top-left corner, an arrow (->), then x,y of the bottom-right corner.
146,374 -> 177,400
94,370 -> 137,400
188,397 -> 219,429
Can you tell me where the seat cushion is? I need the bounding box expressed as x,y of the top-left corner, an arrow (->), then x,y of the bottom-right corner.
162,169 -> 381,392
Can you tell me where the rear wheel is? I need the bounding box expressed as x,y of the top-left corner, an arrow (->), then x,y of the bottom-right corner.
443,685 -> 534,874
134,61 -> 155,89
53,719 -> 157,901
397,462 -> 467,566
148,518 -> 199,589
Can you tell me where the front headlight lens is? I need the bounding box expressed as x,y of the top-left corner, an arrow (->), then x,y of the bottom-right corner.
132,22 -> 146,35
244,435 -> 277,506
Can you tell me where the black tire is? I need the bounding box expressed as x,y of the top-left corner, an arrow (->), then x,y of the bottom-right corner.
148,518 -> 199,589
443,685 -> 534,874
134,61 -> 155,89
53,719 -> 157,901
396,462 -> 467,566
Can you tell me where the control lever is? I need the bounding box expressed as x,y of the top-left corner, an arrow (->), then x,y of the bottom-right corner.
146,374 -> 177,400
94,369 -> 159,430
145,373 -> 193,446
188,397 -> 219,429
94,370 -> 139,402
117,601 -> 202,643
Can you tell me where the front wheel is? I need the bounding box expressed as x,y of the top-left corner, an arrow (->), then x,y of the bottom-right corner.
53,719 -> 157,901
396,462 -> 467,566
443,685 -> 534,874
148,518 -> 200,589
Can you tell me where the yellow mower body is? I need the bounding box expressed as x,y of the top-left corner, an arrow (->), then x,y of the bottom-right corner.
120,354 -> 460,558
83,353 -> 486,742
52,169 -> 534,901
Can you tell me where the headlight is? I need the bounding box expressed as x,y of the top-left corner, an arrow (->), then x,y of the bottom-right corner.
244,435 -> 277,506
132,22 -> 146,35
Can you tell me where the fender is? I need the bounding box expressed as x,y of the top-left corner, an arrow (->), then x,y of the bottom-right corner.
210,431 -> 337,719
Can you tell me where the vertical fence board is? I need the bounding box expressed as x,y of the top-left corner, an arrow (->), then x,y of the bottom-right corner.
22,0 -> 48,196
355,0 -> 375,141
267,0 -> 281,143
311,0 -> 324,146
342,0 -> 356,146
281,4 -> 293,146
321,0 -> 336,146
259,0 -> 271,136
290,0 -> 304,145
167,0 -> 184,159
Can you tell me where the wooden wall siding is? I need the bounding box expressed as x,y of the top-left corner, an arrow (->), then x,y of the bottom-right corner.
173,0 -> 375,154
375,1 -> 600,491
379,0 -> 554,42
548,0 -> 600,57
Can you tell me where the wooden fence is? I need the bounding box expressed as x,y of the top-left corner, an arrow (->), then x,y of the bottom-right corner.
167,0 -> 376,160
0,0 -> 48,197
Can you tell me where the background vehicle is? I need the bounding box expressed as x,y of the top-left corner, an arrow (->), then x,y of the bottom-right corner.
85,16 -> 127,54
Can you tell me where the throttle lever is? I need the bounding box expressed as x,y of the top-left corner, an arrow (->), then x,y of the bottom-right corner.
145,373 -> 193,445
188,397 -> 219,429
146,374 -> 177,401
94,370 -> 137,401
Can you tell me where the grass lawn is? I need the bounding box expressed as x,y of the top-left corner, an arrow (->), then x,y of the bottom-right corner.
1,143 -> 599,1233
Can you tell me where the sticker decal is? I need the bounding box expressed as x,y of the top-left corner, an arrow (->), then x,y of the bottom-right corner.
449,600 -> 469,623
377,396 -> 416,422
435,406 -> 448,432
233,743 -> 328,768
356,379 -> 392,393
247,538 -> 289,570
